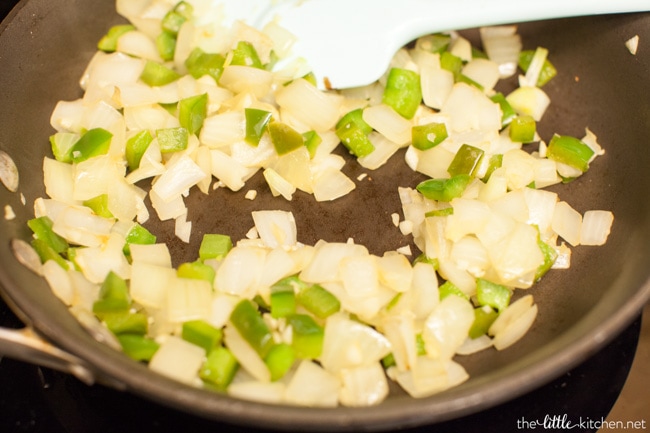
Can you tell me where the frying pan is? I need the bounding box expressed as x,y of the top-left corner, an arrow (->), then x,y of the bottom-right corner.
0,0 -> 648,430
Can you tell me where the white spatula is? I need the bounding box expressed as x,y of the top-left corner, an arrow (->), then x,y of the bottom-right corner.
217,0 -> 648,89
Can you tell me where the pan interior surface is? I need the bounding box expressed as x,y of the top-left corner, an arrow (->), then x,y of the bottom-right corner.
0,0 -> 649,430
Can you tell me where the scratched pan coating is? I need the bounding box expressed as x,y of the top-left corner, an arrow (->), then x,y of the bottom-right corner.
0,1 -> 648,430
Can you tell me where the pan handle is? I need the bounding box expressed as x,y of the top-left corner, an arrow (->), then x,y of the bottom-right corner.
0,325 -> 97,385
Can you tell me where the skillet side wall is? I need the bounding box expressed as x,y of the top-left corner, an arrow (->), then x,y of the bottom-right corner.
0,0 -> 649,430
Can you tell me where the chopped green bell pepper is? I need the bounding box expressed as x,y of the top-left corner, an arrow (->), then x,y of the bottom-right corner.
302,130 -> 322,158
140,61 -> 181,87
97,24 -> 135,52
519,49 -> 557,87
416,174 -> 472,202
244,108 -> 272,147
199,346 -> 238,389
264,343 -> 295,381
198,234 -> 232,261
27,216 -> 69,254
383,68 -> 422,119
103,312 -> 148,335
157,127 -> 189,153
447,144 -> 484,177
229,41 -> 263,69
296,284 -> 341,319
177,260 -> 216,284
468,306 -> 499,339
476,278 -> 511,312
182,319 -> 223,353
83,194 -> 114,218
509,115 -> 536,143
268,121 -> 304,155
546,134 -> 594,173
287,314 -> 324,359
93,271 -> 131,317
185,48 -> 225,82
230,300 -> 274,358
31,239 -> 69,270
71,128 -> 113,163
125,130 -> 154,171
411,122 -> 448,150
179,93 -> 208,136
490,93 -> 517,128
117,334 -> 160,362
438,281 -> 469,301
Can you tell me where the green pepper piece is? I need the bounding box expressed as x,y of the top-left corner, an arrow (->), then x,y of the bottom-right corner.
438,281 -> 469,301
413,253 -> 439,270
447,144 -> 484,177
440,51 -> 463,79
416,174 -> 472,202
156,30 -> 177,62
424,207 -> 454,217
509,115 -> 536,143
381,352 -> 396,368
31,239 -> 69,270
102,312 -> 148,335
157,127 -> 189,153
177,260 -> 216,284
518,49 -> 557,87
182,319 -> 223,353
125,224 -> 157,245
335,109 -> 374,157
244,108 -> 273,146
296,284 -> 341,319
268,121 -> 304,155
457,74 -> 484,91
535,237 -> 558,282
198,234 -> 232,261
382,68 -> 422,119
302,130 -> 322,159
27,216 -> 69,254
162,1 -> 193,35
270,282 -> 296,319
230,300 -> 274,358
471,47 -> 488,60
185,48 -> 225,82
83,194 -> 114,218
300,71 -> 317,86
411,122 -> 448,150
93,271 -> 131,317
49,132 -> 79,163
468,306 -> 499,339
125,130 -> 154,171
179,93 -> 208,136
264,343 -> 295,381
335,109 -> 373,135
422,33 -> 452,54
336,122 -> 375,157
415,333 -> 427,355
199,346 -> 239,389
287,314 -> 324,359
490,93 -> 517,128
70,128 -> 113,163
481,154 -> 503,182
140,61 -> 181,87
117,334 -> 160,362
97,24 -> 136,52
476,278 -> 511,312
230,41 -> 263,69
546,134 -> 594,172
